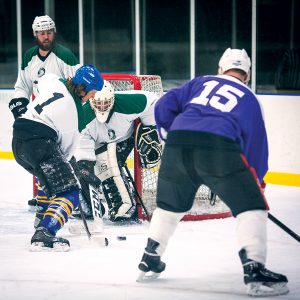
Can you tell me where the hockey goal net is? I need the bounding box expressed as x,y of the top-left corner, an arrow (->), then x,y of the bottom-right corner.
103,74 -> 231,221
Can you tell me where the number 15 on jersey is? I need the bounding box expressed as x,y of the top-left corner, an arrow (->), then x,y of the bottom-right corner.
191,80 -> 245,112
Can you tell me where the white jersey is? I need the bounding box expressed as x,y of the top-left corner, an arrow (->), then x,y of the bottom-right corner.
75,90 -> 158,161
14,43 -> 81,100
21,74 -> 84,160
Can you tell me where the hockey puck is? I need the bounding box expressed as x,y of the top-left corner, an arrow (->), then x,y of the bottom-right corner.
117,236 -> 127,241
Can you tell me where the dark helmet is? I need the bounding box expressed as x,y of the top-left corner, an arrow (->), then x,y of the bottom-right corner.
73,65 -> 104,92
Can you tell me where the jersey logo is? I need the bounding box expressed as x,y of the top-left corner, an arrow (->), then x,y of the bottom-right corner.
108,129 -> 116,140
38,67 -> 45,78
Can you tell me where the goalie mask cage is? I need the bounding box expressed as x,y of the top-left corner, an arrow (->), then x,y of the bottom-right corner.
103,74 -> 231,221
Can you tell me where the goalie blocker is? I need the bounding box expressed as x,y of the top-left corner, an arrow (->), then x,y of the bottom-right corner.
135,123 -> 162,169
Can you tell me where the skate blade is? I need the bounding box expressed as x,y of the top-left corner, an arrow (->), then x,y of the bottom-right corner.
30,242 -> 70,252
246,282 -> 289,297
136,271 -> 161,282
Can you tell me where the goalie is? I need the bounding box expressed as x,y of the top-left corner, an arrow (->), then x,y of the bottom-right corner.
74,80 -> 162,222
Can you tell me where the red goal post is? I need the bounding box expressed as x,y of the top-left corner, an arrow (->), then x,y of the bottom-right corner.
103,73 -> 232,221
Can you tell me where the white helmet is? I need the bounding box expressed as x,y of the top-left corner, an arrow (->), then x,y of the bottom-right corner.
218,48 -> 251,75
90,80 -> 115,123
32,15 -> 56,36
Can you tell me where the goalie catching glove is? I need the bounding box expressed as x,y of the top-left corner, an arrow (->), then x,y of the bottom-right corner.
135,123 -> 162,168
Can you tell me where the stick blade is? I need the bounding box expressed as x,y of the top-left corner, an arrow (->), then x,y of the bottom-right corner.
91,235 -> 109,247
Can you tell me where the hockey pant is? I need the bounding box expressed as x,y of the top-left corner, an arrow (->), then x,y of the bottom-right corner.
146,142 -> 269,263
12,136 -> 80,235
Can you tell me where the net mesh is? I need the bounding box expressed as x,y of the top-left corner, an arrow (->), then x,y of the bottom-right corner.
103,74 -> 231,221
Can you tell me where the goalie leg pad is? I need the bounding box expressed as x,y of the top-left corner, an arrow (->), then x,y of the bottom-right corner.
102,175 -> 136,221
95,143 -> 136,221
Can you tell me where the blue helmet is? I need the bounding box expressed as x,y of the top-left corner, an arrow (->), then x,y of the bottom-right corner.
73,65 -> 104,92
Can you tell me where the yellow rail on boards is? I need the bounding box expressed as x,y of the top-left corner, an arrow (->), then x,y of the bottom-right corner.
1,151 -> 299,187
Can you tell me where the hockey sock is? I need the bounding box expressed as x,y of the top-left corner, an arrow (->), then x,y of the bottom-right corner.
39,187 -> 80,236
147,207 -> 184,256
236,209 -> 268,264
35,186 -> 52,228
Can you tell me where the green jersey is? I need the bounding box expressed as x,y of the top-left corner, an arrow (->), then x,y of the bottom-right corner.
14,43 -> 81,100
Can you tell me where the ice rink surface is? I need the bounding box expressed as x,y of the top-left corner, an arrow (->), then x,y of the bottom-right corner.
0,159 -> 299,300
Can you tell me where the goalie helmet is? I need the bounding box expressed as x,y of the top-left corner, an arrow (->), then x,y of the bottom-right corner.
32,15 -> 56,36
90,80 -> 115,123
218,48 -> 251,82
73,65 -> 104,93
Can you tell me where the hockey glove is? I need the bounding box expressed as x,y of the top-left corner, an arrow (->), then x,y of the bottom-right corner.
135,123 -> 162,168
9,97 -> 29,119
76,160 -> 102,188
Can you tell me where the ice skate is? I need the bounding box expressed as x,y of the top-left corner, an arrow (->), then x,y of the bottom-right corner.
30,227 -> 70,252
137,238 -> 166,282
239,249 -> 289,297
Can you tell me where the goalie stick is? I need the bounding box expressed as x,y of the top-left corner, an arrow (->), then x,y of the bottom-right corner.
73,184 -> 108,246
69,159 -> 108,245
76,200 -> 92,239
123,163 -> 150,220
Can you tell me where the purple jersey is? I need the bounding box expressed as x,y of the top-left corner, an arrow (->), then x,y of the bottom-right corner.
155,74 -> 268,182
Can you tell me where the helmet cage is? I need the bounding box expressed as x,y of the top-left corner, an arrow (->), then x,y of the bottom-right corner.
90,81 -> 115,123
91,97 -> 114,113
91,96 -> 115,123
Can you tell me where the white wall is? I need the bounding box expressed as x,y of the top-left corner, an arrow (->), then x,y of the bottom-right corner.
258,94 -> 300,174
1,90 -> 300,175
0,90 -> 14,152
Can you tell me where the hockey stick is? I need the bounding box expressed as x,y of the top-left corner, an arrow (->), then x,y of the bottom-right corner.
268,213 -> 300,243
88,183 -> 106,231
74,186 -> 108,246
123,163 -> 150,220
77,199 -> 91,239
69,159 -> 108,245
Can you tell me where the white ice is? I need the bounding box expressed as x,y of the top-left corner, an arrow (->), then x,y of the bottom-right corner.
0,159 -> 299,300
